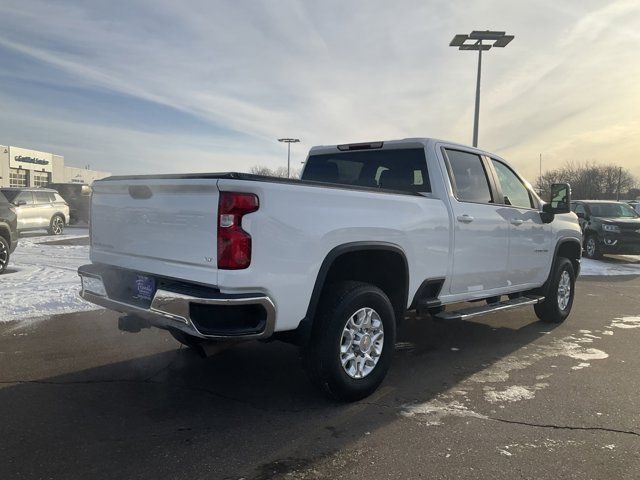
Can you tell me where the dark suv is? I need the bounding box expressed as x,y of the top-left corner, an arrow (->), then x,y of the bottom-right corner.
0,190 -> 19,274
571,200 -> 640,259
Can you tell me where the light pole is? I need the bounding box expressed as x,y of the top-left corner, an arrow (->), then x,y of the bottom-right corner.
278,138 -> 300,178
450,30 -> 514,147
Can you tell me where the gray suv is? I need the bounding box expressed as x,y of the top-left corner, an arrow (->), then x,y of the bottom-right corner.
0,188 -> 70,236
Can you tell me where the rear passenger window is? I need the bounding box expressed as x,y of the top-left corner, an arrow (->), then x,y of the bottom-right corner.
35,192 -> 51,203
445,149 -> 493,203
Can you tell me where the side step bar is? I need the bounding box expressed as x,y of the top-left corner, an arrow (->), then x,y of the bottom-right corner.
434,295 -> 545,321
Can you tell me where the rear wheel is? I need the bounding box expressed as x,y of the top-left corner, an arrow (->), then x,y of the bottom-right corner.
584,234 -> 602,259
302,281 -> 396,401
0,236 -> 10,274
48,215 -> 65,236
534,257 -> 575,323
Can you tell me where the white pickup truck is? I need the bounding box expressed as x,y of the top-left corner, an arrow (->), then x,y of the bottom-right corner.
78,138 -> 581,401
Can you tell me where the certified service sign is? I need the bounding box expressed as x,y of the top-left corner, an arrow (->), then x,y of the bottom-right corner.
9,146 -> 53,172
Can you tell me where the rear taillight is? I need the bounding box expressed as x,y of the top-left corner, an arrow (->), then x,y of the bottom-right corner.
217,192 -> 259,269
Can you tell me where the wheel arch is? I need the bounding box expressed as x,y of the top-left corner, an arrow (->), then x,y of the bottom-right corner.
0,223 -> 11,243
296,242 -> 409,343
538,238 -> 581,298
51,212 -> 67,224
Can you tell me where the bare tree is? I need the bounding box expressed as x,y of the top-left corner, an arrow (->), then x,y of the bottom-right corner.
535,161 -> 637,200
249,165 -> 301,179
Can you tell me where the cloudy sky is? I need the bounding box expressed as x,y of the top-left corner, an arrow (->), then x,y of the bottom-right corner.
1,0 -> 639,180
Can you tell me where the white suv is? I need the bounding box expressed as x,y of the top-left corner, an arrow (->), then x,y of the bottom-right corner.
0,188 -> 70,236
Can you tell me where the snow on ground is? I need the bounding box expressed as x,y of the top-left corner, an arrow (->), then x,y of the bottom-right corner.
580,255 -> 640,276
1,228 -> 639,323
0,227 -> 100,323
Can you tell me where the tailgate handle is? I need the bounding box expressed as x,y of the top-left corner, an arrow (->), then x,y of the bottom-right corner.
128,185 -> 153,199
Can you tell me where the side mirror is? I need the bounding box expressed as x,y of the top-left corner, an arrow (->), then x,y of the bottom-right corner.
576,212 -> 585,220
549,183 -> 571,214
15,200 -> 27,206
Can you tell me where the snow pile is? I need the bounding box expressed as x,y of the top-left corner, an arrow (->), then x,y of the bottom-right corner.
0,229 -> 100,323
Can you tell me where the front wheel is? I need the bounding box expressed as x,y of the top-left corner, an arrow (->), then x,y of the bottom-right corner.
48,215 -> 65,236
584,234 -> 602,259
534,257 -> 576,323
302,281 -> 396,401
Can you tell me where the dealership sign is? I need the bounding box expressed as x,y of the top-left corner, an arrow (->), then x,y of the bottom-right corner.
9,146 -> 53,173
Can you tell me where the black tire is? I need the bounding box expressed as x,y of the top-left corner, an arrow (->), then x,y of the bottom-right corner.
534,257 -> 575,323
0,236 -> 10,274
48,215 -> 65,236
302,281 -> 396,402
584,234 -> 602,260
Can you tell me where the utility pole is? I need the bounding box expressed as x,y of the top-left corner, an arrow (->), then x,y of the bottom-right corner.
539,153 -> 542,196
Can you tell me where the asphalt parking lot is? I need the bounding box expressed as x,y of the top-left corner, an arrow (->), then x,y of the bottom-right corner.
1,275 -> 639,480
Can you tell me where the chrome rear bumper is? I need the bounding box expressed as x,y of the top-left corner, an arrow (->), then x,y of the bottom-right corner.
78,265 -> 275,340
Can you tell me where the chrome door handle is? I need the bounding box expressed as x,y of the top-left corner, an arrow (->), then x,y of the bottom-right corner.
456,214 -> 474,223
510,219 -> 524,226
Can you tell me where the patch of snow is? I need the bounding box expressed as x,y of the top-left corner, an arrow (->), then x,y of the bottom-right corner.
611,316 -> 640,329
0,230 -> 100,322
571,362 -> 591,370
602,444 -> 616,450
541,337 -> 608,362
450,347 -> 460,351
580,256 -> 640,276
400,399 -> 487,425
498,448 -> 512,457
602,330 -> 614,335
484,383 -> 548,403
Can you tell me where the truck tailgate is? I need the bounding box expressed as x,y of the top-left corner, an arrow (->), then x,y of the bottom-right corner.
90,179 -> 220,280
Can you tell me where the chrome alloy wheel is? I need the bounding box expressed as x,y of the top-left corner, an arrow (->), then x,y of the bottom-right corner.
586,237 -> 596,257
52,216 -> 64,235
339,307 -> 384,379
0,241 -> 7,269
557,270 -> 571,311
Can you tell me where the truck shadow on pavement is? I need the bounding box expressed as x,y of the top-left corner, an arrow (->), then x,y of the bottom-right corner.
0,308 -> 562,480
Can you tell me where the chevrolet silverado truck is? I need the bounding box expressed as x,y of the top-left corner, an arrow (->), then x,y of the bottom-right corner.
78,138 -> 581,401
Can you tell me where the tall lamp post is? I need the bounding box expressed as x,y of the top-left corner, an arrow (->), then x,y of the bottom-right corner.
278,138 -> 300,178
449,30 -> 514,147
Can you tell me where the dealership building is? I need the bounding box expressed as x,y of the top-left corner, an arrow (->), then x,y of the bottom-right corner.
0,145 -> 111,188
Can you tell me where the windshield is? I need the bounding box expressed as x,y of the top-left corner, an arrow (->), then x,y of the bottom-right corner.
589,202 -> 639,218
302,148 -> 430,193
0,189 -> 20,203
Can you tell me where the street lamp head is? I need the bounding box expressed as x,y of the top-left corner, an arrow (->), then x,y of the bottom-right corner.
278,138 -> 300,143
449,30 -> 514,50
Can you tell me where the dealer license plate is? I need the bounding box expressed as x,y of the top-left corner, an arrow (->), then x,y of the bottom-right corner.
133,274 -> 156,302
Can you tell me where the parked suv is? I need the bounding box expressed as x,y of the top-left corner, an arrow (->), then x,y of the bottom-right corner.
0,190 -> 18,273
571,200 -> 640,259
0,188 -> 70,236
